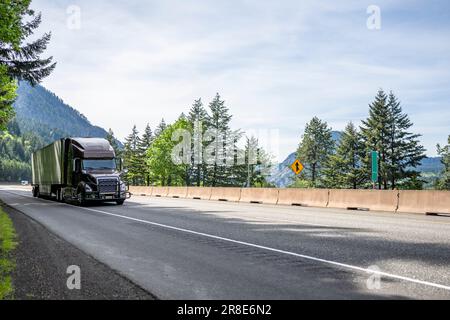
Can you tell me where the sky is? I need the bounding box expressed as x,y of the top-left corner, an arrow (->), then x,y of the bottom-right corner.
32,0 -> 450,160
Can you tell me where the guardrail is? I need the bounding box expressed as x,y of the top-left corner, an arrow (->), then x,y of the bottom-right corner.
129,186 -> 450,215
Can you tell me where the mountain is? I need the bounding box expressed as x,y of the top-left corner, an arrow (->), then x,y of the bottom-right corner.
268,131 -> 444,188
13,81 -> 112,146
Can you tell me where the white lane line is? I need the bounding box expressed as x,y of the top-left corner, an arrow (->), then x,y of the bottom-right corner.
77,205 -> 450,291
3,189 -> 450,291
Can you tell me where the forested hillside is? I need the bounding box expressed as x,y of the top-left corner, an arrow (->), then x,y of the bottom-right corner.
14,82 -> 109,145
0,82 -> 116,182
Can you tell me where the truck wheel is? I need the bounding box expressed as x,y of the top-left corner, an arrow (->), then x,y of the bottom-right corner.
56,189 -> 64,202
77,192 -> 86,206
116,200 -> 125,205
32,186 -> 38,197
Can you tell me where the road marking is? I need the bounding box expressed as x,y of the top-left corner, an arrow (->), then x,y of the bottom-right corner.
77,205 -> 450,291
2,188 -> 450,291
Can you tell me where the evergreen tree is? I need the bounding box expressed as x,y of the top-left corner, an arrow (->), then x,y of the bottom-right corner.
154,118 -> 167,137
437,135 -> 450,190
323,122 -> 365,189
106,128 -> 121,158
0,1 -> 56,85
360,89 -> 391,189
361,90 -> 425,189
123,125 -> 143,185
139,123 -> 153,186
187,98 -> 209,186
385,91 -> 425,189
241,136 -> 274,187
204,93 -> 233,187
296,117 -> 334,187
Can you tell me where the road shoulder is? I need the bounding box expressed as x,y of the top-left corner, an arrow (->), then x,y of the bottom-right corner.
1,202 -> 156,300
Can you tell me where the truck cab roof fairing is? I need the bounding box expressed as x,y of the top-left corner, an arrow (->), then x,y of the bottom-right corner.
71,138 -> 116,159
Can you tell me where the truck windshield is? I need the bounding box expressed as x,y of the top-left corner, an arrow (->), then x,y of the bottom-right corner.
82,159 -> 116,171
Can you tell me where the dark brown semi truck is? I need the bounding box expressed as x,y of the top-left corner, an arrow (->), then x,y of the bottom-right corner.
31,138 -> 130,205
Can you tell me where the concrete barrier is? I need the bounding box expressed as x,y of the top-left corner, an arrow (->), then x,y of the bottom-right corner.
278,189 -> 329,207
397,190 -> 450,215
151,186 -> 169,197
210,187 -> 242,202
129,186 -> 152,196
240,188 -> 279,204
328,189 -> 398,212
187,187 -> 212,200
167,187 -> 188,198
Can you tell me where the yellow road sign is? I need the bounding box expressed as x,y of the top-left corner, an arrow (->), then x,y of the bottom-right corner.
291,159 -> 304,175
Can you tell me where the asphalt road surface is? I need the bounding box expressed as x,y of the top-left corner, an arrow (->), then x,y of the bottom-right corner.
1,185 -> 450,299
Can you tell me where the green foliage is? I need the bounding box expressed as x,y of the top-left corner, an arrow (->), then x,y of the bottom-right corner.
0,207 -> 17,300
323,122 -> 366,189
123,125 -> 143,185
360,90 -> 425,189
0,0 -> 55,85
146,118 -> 191,186
0,65 -> 17,131
296,117 -> 334,187
437,135 -> 450,190
0,123 -> 39,181
241,136 -> 275,187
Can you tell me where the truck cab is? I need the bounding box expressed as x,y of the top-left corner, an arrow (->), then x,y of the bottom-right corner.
32,137 -> 131,205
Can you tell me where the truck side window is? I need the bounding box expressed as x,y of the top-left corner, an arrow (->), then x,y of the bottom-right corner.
74,159 -> 81,173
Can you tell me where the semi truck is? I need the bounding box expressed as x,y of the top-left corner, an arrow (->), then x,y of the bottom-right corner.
31,137 -> 130,205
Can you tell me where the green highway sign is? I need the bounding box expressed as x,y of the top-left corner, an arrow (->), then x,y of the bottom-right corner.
371,151 -> 378,184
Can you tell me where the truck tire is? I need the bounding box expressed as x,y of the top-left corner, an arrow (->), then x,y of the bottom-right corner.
77,192 -> 86,206
116,200 -> 125,205
32,186 -> 38,197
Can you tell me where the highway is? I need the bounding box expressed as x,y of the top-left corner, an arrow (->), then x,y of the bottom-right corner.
1,185 -> 450,299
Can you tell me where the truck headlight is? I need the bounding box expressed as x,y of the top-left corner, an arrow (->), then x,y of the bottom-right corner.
120,183 -> 126,192
85,184 -> 92,192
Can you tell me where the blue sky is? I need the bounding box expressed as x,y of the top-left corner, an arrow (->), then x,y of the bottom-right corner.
33,0 -> 450,159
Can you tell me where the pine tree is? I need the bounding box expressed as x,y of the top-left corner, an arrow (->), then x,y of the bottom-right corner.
154,119 -> 167,137
385,91 -> 425,189
437,135 -> 450,190
323,122 -> 365,189
204,93 -> 233,187
106,128 -> 121,158
0,3 -> 56,85
296,117 -> 334,187
187,98 -> 209,186
139,124 -> 153,186
361,90 -> 425,189
360,89 -> 391,189
241,136 -> 274,187
123,125 -> 143,185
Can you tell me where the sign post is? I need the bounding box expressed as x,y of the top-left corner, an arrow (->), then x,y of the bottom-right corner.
371,151 -> 378,189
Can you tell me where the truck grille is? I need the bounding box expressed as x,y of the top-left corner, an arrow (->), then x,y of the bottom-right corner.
98,178 -> 118,194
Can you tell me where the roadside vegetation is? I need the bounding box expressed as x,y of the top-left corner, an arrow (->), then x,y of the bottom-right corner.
118,89 -> 449,190
0,206 -> 17,299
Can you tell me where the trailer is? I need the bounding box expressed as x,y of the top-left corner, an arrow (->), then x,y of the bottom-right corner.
32,138 -> 130,205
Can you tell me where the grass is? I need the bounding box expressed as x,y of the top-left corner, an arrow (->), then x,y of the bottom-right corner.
0,206 -> 17,300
